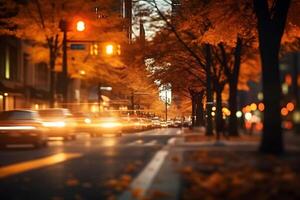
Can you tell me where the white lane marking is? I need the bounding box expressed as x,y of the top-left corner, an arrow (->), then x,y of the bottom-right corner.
144,140 -> 157,146
120,150 -> 169,199
127,140 -> 144,146
0,153 -> 82,179
167,137 -> 176,145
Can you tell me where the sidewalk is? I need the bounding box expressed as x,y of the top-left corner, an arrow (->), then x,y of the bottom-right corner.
119,129 -> 300,200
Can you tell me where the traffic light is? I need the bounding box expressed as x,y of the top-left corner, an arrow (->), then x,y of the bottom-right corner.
105,44 -> 114,55
105,44 -> 121,56
76,20 -> 85,32
90,43 -> 99,56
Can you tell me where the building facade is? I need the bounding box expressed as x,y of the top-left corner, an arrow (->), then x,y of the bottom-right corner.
0,36 -> 50,111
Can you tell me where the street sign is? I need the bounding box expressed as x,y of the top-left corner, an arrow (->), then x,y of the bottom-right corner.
70,44 -> 86,50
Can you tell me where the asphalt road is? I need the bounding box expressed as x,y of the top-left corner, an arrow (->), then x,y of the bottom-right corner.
0,128 -> 180,200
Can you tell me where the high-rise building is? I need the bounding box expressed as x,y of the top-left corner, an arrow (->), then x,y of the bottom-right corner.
171,0 -> 181,16
92,0 -> 132,42
0,36 -> 51,111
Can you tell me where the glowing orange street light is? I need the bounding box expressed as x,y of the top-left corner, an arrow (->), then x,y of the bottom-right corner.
258,103 -> 265,112
105,44 -> 114,55
76,20 -> 85,32
250,103 -> 257,111
287,102 -> 295,112
281,107 -> 288,116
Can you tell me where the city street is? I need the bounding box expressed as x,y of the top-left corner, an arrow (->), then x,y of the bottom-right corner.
0,128 -> 180,200
1,0 -> 300,199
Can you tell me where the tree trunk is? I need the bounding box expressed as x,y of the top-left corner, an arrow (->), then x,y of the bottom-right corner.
259,36 -> 283,154
205,44 -> 213,136
191,93 -> 196,127
195,91 -> 205,127
215,86 -> 224,140
254,0 -> 291,154
228,37 -> 242,136
293,53 -> 300,133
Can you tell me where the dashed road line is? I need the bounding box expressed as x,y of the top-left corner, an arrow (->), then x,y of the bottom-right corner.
119,149 -> 169,199
144,140 -> 157,146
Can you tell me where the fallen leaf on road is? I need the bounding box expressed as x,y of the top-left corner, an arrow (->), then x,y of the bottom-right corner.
131,188 -> 143,198
65,178 -> 79,187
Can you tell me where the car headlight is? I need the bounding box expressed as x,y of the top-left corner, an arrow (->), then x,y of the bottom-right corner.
42,121 -> 66,127
99,122 -> 122,128
0,126 -> 37,130
84,118 -> 92,124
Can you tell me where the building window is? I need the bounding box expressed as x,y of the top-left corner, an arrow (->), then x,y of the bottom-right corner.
0,41 -> 19,81
5,47 -> 10,79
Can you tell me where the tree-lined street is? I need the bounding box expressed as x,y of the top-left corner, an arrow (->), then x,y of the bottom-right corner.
0,128 -> 179,200
1,0 -> 300,199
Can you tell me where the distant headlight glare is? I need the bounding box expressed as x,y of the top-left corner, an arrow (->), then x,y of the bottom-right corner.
84,118 -> 92,124
99,122 -> 121,128
42,121 -> 66,127
0,126 -> 37,130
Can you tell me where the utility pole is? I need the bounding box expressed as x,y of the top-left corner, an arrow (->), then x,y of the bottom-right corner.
60,19 -> 68,108
98,83 -> 102,112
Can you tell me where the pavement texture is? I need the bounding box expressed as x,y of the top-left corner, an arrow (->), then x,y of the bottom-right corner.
1,128 -> 300,200
0,128 -> 179,200
122,128 -> 300,200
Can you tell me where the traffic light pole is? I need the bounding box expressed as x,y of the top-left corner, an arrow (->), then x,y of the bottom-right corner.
62,27 -> 68,108
98,83 -> 102,112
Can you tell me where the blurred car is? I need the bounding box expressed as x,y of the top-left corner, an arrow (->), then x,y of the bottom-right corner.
167,120 -> 174,127
94,112 -> 123,137
121,117 -> 137,133
0,110 -> 47,148
160,121 -> 168,128
151,117 -> 161,128
140,118 -> 152,130
72,112 -> 96,136
123,117 -> 147,133
183,119 -> 192,127
172,119 -> 182,128
38,108 -> 76,140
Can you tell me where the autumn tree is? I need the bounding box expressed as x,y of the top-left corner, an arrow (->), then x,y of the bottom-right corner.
146,26 -> 207,127
252,0 -> 290,154
2,0 -> 125,107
